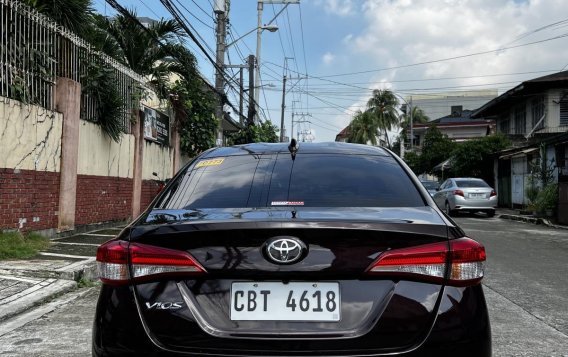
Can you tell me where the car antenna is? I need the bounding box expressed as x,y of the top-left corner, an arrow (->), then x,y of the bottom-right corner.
288,139 -> 298,160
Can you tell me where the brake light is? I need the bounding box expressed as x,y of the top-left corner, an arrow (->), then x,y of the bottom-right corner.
96,241 -> 206,285
453,190 -> 465,197
366,238 -> 485,286
490,190 -> 497,197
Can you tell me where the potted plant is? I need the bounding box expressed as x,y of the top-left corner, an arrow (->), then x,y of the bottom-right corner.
535,184 -> 558,218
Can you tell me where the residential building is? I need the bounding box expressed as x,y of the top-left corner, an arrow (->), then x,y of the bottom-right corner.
405,90 -> 498,122
411,107 -> 495,150
471,71 -> 568,212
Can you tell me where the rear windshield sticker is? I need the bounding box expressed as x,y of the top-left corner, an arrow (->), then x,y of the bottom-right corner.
195,158 -> 224,168
271,201 -> 305,206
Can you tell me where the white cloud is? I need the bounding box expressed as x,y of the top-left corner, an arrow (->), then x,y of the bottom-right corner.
322,52 -> 336,65
347,0 -> 568,89
317,0 -> 357,16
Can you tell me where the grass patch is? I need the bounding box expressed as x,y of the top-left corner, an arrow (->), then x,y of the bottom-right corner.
0,231 -> 51,260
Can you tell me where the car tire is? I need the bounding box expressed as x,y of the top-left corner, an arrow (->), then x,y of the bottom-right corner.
486,210 -> 495,218
445,202 -> 455,217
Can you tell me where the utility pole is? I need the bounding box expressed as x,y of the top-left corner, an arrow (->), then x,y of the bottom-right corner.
247,54 -> 255,126
409,96 -> 413,151
280,73 -> 287,142
255,0 -> 300,123
214,0 -> 227,146
239,68 -> 244,125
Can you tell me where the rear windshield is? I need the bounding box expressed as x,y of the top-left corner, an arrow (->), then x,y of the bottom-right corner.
455,180 -> 489,188
156,154 -> 425,209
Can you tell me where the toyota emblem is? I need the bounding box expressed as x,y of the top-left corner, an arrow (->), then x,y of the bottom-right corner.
264,237 -> 307,264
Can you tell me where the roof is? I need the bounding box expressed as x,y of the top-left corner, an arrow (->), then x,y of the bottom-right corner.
201,142 -> 390,158
335,126 -> 350,141
472,70 -> 568,118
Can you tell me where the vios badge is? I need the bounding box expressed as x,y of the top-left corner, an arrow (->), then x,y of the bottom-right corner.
264,236 -> 307,264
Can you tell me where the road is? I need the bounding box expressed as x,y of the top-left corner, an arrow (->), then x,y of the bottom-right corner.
0,216 -> 567,356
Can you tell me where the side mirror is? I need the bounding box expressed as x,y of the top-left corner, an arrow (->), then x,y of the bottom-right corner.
436,187 -> 441,191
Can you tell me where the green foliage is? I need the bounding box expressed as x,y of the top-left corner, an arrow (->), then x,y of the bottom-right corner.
405,126 -> 456,174
525,176 -> 540,207
398,106 -> 429,147
402,151 -> 422,173
0,231 -> 50,260
535,183 -> 558,213
229,121 -> 279,145
81,60 -> 126,142
346,110 -> 379,145
170,80 -> 218,157
24,0 -> 94,34
450,133 -> 510,183
366,89 -> 400,148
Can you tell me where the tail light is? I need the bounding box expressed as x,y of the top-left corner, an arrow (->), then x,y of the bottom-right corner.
453,189 -> 465,197
366,238 -> 486,286
96,240 -> 206,285
490,190 -> 497,197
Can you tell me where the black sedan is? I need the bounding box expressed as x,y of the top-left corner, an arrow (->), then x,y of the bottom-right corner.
93,142 -> 491,357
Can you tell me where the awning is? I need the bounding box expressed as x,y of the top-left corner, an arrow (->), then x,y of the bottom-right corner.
433,158 -> 452,171
499,147 -> 539,160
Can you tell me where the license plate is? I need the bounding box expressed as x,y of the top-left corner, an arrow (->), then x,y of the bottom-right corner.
230,282 -> 340,321
469,193 -> 486,198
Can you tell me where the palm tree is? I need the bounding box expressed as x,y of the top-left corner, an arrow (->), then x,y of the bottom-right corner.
24,0 -> 94,34
346,110 -> 380,145
102,9 -> 197,100
398,106 -> 429,147
366,89 -> 400,149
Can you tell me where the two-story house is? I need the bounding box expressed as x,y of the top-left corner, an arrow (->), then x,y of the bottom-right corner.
471,71 -> 568,217
411,106 -> 495,149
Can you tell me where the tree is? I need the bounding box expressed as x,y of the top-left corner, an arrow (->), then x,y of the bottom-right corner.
102,9 -> 196,100
366,89 -> 399,149
403,126 -> 456,175
346,110 -> 379,145
450,134 -> 510,184
23,0 -> 94,34
229,121 -> 279,145
399,106 -> 430,142
170,80 -> 218,158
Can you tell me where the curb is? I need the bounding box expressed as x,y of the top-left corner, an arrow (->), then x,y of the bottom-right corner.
0,259 -> 98,323
0,278 -> 77,323
499,214 -> 568,230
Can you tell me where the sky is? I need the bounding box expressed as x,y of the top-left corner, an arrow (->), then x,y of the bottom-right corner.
93,0 -> 568,142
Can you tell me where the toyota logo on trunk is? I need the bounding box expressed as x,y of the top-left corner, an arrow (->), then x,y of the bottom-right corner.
264,237 -> 307,264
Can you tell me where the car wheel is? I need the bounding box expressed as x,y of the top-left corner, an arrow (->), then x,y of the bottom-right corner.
445,202 -> 454,217
487,210 -> 495,218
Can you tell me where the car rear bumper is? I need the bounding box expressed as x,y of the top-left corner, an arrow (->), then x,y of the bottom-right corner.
93,284 -> 491,357
452,196 -> 497,210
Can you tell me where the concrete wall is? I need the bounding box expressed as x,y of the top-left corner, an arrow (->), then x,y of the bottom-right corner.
0,96 -> 176,233
0,98 -> 63,172
77,120 -> 134,178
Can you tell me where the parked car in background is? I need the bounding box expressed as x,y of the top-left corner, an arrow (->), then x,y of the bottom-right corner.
93,142 -> 490,357
420,180 -> 439,196
433,177 -> 497,217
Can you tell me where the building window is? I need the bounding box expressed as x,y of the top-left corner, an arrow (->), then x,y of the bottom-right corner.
499,118 -> 510,134
531,96 -> 545,130
514,105 -> 526,134
560,96 -> 568,126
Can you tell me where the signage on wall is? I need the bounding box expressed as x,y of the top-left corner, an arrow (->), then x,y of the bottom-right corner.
142,105 -> 169,146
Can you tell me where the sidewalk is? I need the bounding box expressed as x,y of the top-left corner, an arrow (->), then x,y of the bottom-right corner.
497,208 -> 568,230
0,226 -> 122,324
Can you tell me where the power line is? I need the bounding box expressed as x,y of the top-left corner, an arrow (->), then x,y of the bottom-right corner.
267,33 -> 568,81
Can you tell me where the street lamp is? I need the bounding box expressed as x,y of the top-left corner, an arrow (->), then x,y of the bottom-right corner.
255,0 -> 300,124
225,25 -> 278,48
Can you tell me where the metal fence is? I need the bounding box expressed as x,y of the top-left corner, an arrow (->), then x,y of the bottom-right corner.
0,0 -> 147,134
